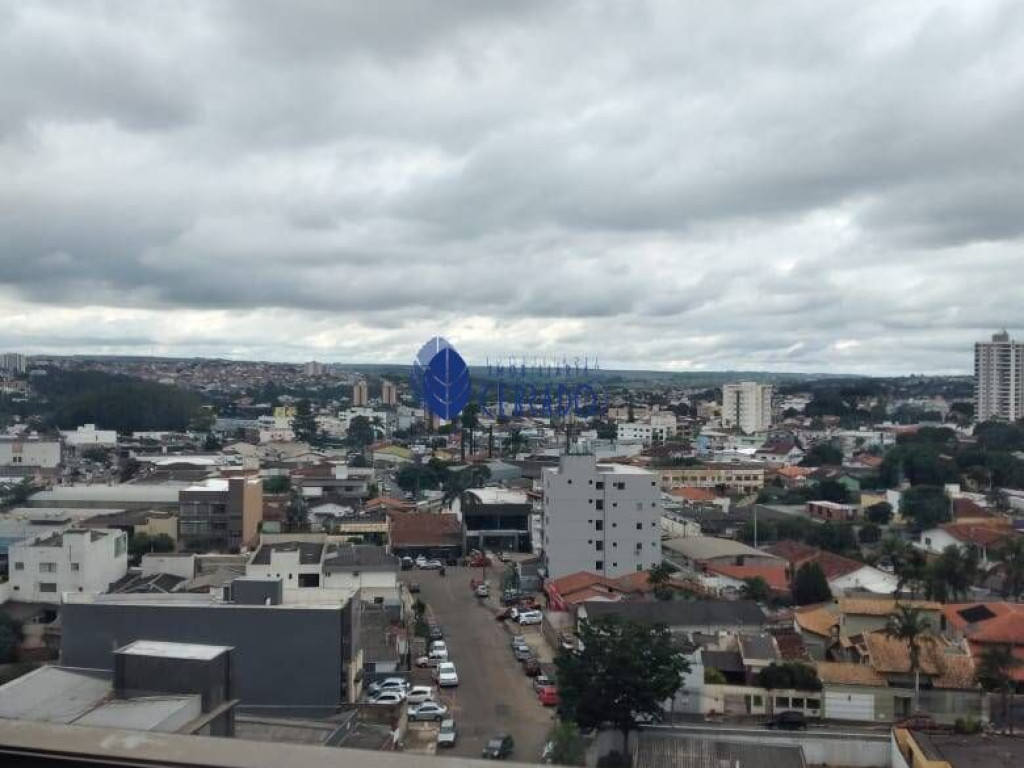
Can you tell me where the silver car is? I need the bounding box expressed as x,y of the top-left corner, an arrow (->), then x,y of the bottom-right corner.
437,719 -> 458,747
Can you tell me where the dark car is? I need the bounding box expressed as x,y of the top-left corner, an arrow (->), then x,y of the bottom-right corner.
523,658 -> 541,677
482,733 -> 515,760
429,625 -> 445,641
896,712 -> 942,731
765,711 -> 808,730
408,581 -> 421,594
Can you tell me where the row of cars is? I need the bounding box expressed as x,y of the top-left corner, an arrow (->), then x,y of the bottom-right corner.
363,677 -> 460,748
510,635 -> 560,706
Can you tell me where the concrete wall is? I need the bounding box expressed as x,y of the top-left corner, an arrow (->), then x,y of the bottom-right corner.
0,439 -> 61,469
61,601 -> 352,711
9,529 -> 127,603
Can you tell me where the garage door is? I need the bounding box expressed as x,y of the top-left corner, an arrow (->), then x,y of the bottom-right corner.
825,691 -> 875,722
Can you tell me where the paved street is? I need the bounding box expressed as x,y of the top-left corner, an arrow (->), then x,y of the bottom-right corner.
402,566 -> 555,763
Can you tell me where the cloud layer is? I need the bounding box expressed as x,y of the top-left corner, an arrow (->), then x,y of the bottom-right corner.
1,0 -> 1022,373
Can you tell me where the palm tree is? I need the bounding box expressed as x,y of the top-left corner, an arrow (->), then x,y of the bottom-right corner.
976,644 -> 1022,733
884,604 -> 932,709
996,537 -> 1024,601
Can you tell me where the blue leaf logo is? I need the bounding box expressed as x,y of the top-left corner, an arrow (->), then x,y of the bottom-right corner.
421,345 -> 471,421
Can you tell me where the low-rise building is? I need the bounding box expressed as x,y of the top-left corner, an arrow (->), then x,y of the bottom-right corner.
61,424 -> 118,448
178,477 -> 263,553
0,435 -> 61,472
806,500 -> 861,522
461,487 -> 532,553
663,535 -> 783,572
765,540 -> 898,595
659,463 -> 765,493
9,528 -> 128,602
915,522 -> 1016,570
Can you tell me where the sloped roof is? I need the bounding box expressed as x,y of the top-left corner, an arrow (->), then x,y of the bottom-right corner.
669,486 -> 717,502
839,598 -> 941,616
764,540 -> 819,563
706,563 -> 790,592
582,599 -> 765,628
971,611 -> 1024,645
863,631 -> 977,688
549,571 -> 617,597
941,602 -> 1024,633
939,523 -> 1014,548
794,605 -> 838,637
387,511 -> 462,547
953,497 -> 996,519
815,661 -> 885,686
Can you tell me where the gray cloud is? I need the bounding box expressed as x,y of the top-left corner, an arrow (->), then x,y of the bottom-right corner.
0,0 -> 1022,373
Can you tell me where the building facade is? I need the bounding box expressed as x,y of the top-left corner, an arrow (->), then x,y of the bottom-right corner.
460,488 -> 533,553
9,528 -> 128,602
975,330 -> 1024,422
178,477 -> 263,553
721,382 -> 773,434
542,454 -> 661,580
659,463 -> 765,493
380,380 -> 398,406
615,413 -> 677,446
0,436 -> 61,470
352,379 -> 369,407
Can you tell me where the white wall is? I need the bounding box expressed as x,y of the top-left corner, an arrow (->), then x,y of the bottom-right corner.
140,554 -> 196,580
0,439 -> 61,468
62,424 -> 118,447
9,529 -> 127,602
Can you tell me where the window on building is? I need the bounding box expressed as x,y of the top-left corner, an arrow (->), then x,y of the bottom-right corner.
806,699 -> 820,710
39,563 -> 56,573
595,520 -> 603,531
636,542 -> 642,551
596,482 -> 604,490
614,481 -> 625,490
595,561 -> 603,570
612,562 -> 618,568
753,695 -> 763,706
70,563 -> 80,572
38,583 -> 57,593
13,562 -> 24,571
792,697 -> 805,708
637,563 -> 643,571
595,541 -> 603,551
636,522 -> 642,530
596,500 -> 604,511
775,696 -> 790,708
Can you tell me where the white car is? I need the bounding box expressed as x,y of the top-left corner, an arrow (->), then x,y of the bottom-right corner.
437,719 -> 458,748
406,685 -> 435,705
517,610 -> 543,625
428,647 -> 449,663
430,640 -> 448,653
368,690 -> 405,705
420,559 -> 444,570
408,701 -> 450,722
435,662 -> 459,687
368,677 -> 409,697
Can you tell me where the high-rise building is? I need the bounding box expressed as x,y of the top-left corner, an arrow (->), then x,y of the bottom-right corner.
352,379 -> 369,407
381,379 -> 398,406
302,360 -> 324,376
542,454 -> 661,580
721,382 -> 773,434
0,353 -> 26,374
975,330 -> 1024,422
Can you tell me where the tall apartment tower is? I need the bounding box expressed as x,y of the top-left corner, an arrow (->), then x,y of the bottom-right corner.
721,382 -> 773,434
0,353 -> 27,374
975,330 -> 1024,422
542,454 -> 661,580
303,360 -> 324,376
381,380 -> 398,406
352,379 -> 369,407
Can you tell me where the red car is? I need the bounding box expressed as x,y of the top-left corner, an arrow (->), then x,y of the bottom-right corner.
537,685 -> 560,706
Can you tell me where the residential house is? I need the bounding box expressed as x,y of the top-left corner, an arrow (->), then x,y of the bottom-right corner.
915,522 -> 1017,570
387,511 -> 463,561
9,528 -> 128,603
545,569 -> 671,610
754,440 -> 805,466
941,602 -> 1024,693
577,599 -> 766,638
806,500 -> 862,523
664,536 -> 783,572
765,540 -> 898,595
701,562 -> 790,599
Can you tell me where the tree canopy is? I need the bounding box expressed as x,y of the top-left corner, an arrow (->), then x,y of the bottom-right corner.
899,485 -> 951,532
556,616 -> 688,753
800,443 -> 843,467
756,662 -> 822,691
792,562 -> 832,605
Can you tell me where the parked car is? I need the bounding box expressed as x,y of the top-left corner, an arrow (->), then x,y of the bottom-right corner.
533,674 -> 552,692
514,645 -> 533,662
523,658 -> 541,677
400,557 -> 414,571
517,610 -> 543,625
510,635 -> 527,648
408,581 -> 421,594
415,655 -> 440,668
420,559 -> 444,570
764,711 -> 808,730
482,733 -> 515,760
437,719 -> 458,748
428,647 -> 449,664
415,555 -> 428,568
435,662 -> 459,687
896,712 -> 942,731
368,690 -> 405,705
428,625 -> 445,641
430,640 -> 448,654
406,686 -> 435,705
559,633 -> 576,651
537,685 -> 560,706
409,701 -> 450,722
368,677 -> 409,697
501,590 -> 526,606
475,583 -> 490,597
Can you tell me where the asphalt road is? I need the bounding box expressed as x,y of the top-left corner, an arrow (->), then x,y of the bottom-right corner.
402,566 -> 554,762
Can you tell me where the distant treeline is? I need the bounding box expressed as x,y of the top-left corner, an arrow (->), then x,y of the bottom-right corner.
34,369 -> 203,432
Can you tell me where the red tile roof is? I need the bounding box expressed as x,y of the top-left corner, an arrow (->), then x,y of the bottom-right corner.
852,454 -> 884,468
940,522 -> 1014,548
764,540 -> 819,563
387,511 -> 462,547
548,571 -> 616,598
706,563 -> 790,592
971,611 -> 1024,645
763,540 -> 863,580
669,486 -> 717,502
952,497 -> 996,520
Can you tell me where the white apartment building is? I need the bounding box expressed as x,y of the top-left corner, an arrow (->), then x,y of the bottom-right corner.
9,528 -> 128,602
0,436 -> 61,469
542,454 -> 662,580
975,330 -> 1024,422
303,360 -> 325,376
61,424 -> 118,448
0,353 -> 27,374
616,413 -> 677,446
352,379 -> 369,407
721,382 -> 773,434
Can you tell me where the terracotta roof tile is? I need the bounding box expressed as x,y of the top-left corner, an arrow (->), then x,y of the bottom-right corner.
815,661 -> 885,686
952,497 -> 996,519
387,511 -> 462,547
669,486 -> 717,502
549,571 -> 617,597
939,522 -> 1015,548
795,605 -> 838,637
839,598 -> 941,616
863,631 -> 977,688
971,611 -> 1024,645
706,563 -> 790,592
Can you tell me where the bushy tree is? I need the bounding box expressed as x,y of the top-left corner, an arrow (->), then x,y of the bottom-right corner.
997,537 -> 1024,600
976,644 -> 1022,734
801,443 -> 844,467
756,662 -> 822,691
792,562 -> 832,605
866,501 -> 893,525
884,605 -> 932,708
741,576 -> 771,602
556,616 -> 688,754
545,721 -> 586,766
291,399 -> 321,445
900,485 -> 951,532
858,523 -> 881,544
262,475 -> 291,494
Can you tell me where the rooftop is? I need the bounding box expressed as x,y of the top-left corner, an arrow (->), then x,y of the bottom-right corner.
250,541 -> 325,566
30,485 -> 182,503
462,488 -> 529,505
663,536 -> 781,562
633,734 -> 806,768
912,731 -> 1024,768
116,640 -> 232,661
581,599 -> 765,628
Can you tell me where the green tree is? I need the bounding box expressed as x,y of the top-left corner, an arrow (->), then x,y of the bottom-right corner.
345,415 -> 375,450
556,616 -> 688,754
815,479 -> 850,504
975,644 -> 1022,734
800,443 -> 843,467
545,721 -> 586,766
900,485 -> 951,532
262,475 -> 291,494
859,523 -> 882,544
130,532 -> 175,560
792,562 -> 832,605
203,432 -> 222,451
741,576 -> 771,602
996,537 -> 1024,600
866,501 -> 893,525
413,599 -> 429,639
884,604 -> 932,708
647,562 -> 674,601
291,400 -> 320,445
926,545 -> 979,602
756,662 -> 822,691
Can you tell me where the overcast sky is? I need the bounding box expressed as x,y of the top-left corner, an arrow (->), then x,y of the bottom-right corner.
2,1 -> 1022,374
